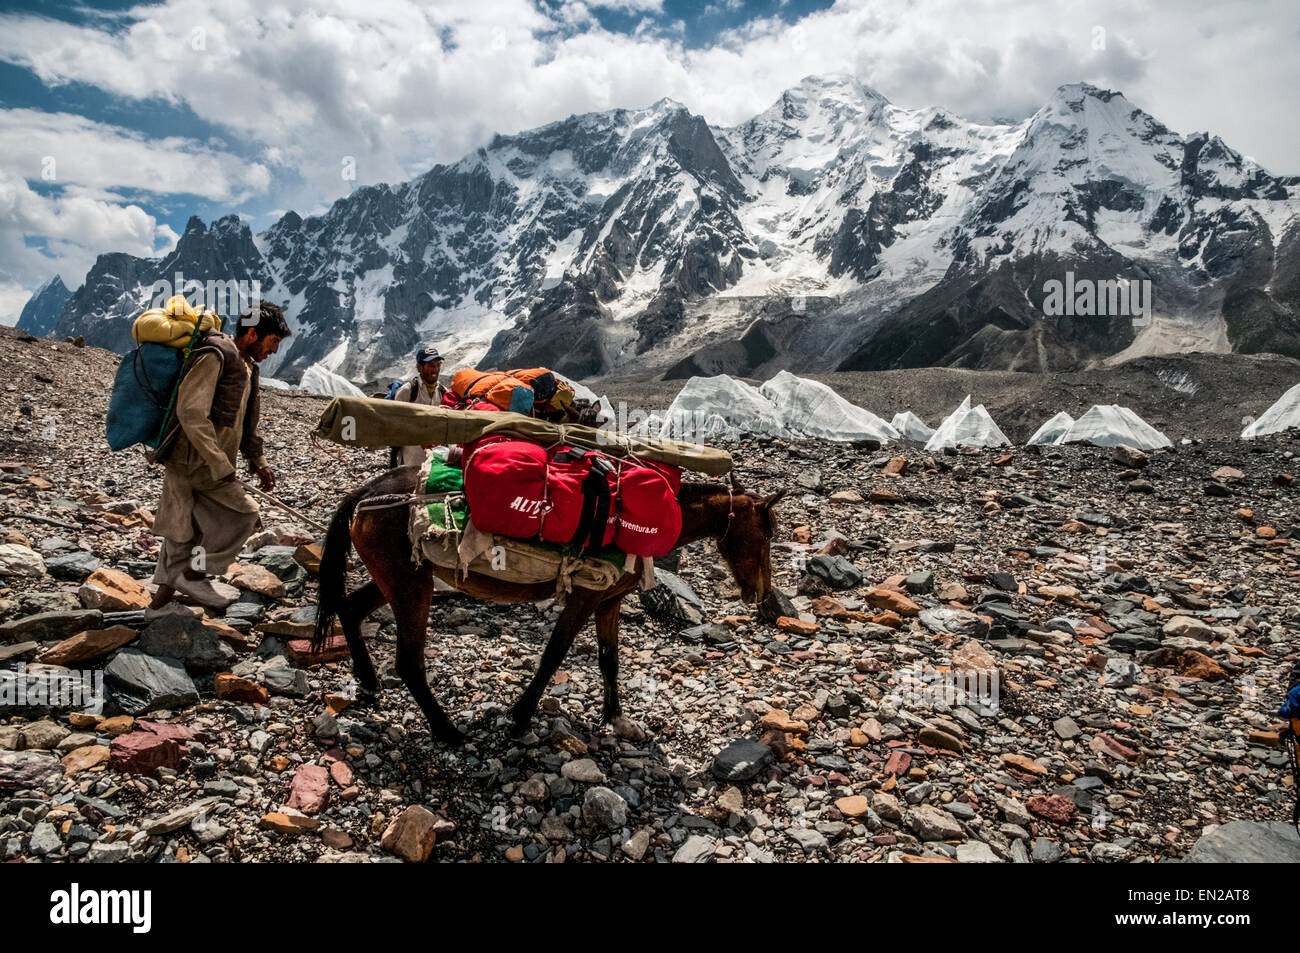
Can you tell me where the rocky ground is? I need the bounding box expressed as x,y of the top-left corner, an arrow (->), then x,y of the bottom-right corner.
0,325 -> 1297,864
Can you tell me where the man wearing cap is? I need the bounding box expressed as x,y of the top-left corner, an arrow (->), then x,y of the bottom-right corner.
391,345 -> 448,468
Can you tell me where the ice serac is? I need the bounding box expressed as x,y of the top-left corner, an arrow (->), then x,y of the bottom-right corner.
298,363 -> 366,398
759,370 -> 897,443
890,412 -> 935,442
924,396 -> 1011,451
15,276 -> 71,337
1055,405 -> 1171,450
1242,382 -> 1300,438
1028,411 -> 1076,445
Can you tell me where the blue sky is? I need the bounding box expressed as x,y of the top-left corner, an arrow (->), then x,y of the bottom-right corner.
0,0 -> 1296,321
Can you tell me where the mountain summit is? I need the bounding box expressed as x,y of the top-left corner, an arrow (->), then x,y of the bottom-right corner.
39,78 -> 1300,382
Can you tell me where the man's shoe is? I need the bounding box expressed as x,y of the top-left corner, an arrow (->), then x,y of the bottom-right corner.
172,575 -> 239,609
143,601 -> 202,622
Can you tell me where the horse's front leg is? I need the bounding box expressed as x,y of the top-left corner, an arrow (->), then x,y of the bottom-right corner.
509,593 -> 597,736
594,597 -> 623,724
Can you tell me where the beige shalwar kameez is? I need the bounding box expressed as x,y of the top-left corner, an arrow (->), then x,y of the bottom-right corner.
151,352 -> 266,588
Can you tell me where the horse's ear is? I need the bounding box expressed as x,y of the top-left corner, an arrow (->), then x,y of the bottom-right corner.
729,471 -> 744,493
759,488 -> 788,509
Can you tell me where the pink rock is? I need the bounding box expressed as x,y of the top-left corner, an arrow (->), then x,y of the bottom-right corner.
329,760 -> 354,787
287,764 -> 331,815
884,750 -> 912,776
110,732 -> 181,776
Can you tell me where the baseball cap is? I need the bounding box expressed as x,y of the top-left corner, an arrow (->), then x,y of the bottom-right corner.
416,345 -> 442,364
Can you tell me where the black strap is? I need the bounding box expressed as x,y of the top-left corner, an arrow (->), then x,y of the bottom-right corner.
568,455 -> 613,552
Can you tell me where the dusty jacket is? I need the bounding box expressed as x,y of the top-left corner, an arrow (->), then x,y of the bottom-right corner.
151,331 -> 267,470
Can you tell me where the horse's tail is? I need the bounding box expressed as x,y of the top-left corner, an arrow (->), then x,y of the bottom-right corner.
312,481 -> 368,652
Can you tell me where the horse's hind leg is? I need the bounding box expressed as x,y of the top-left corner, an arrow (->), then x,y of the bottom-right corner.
594,597 -> 623,724
509,593 -> 597,736
338,581 -> 386,697
390,570 -> 465,746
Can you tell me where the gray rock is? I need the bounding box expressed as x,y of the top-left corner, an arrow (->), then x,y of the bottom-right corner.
956,841 -> 1002,863
86,840 -> 130,862
788,827 -> 829,854
0,608 -> 103,642
262,661 -> 309,697
1103,658 -> 1139,688
1031,837 -> 1061,863
19,720 -> 69,751
44,551 -> 102,581
904,570 -> 935,594
671,834 -> 716,863
907,805 -> 964,841
641,570 -> 705,626
560,758 -> 606,784
138,614 -> 235,673
807,555 -> 863,590
104,648 -> 199,715
919,608 -> 989,638
711,739 -> 773,782
1181,821 -> 1300,863
144,796 -> 221,835
29,821 -> 62,856
582,786 -> 628,830
1052,716 -> 1081,741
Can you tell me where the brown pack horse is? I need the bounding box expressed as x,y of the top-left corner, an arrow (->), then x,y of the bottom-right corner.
312,464 -> 785,745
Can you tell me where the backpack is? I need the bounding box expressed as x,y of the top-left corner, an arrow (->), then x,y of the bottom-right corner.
385,378 -> 420,467
448,369 -> 536,415
106,301 -> 217,452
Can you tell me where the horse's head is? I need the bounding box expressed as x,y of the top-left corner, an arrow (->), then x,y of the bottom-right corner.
713,484 -> 787,605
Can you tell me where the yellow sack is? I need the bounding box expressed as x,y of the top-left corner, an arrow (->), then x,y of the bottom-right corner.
132,295 -> 222,349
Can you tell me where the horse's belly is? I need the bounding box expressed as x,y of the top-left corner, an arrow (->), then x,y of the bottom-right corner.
430,565 -> 552,604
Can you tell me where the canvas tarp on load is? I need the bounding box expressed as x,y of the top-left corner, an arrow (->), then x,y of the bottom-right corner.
1055,405 -> 1171,450
1242,382 -> 1300,439
759,370 -> 898,443
1027,411 -> 1075,446
924,396 -> 1010,451
313,396 -> 733,475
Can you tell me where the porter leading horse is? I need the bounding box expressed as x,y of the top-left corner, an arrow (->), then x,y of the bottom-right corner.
313,465 -> 785,745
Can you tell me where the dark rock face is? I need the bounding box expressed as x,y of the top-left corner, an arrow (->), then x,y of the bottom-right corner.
15,276 -> 71,337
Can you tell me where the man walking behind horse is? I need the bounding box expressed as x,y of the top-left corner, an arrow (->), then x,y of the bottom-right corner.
391,344 -> 448,468
147,303 -> 290,616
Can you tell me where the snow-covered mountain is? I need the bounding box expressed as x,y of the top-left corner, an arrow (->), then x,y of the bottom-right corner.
38,76 -> 1300,382
15,275 -> 71,337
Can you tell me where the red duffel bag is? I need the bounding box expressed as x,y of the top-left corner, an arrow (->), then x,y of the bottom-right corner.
463,438 -> 617,550
463,437 -> 683,556
613,460 -> 681,557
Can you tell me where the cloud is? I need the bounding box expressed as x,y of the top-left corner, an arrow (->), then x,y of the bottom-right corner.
0,0 -> 1295,316
0,109 -> 270,203
0,169 -> 178,320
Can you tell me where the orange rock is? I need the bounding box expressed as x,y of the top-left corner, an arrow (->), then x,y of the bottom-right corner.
810,595 -> 847,617
870,610 -> 903,629
1275,473 -> 1294,486
214,673 -> 269,705
759,709 -> 810,736
1000,753 -> 1047,776
381,806 -> 441,862
1178,650 -> 1229,681
261,811 -> 319,834
79,568 -> 151,611
1235,508 -> 1254,523
203,619 -> 252,652
835,795 -> 870,818
97,715 -> 134,736
882,457 -> 908,477
325,694 -> 352,715
38,625 -> 137,666
61,744 -> 110,776
286,634 -> 350,667
863,588 -> 920,616
870,489 -> 906,504
227,562 -> 287,598
1256,526 -> 1277,540
1246,730 -> 1279,748
848,728 -> 869,747
775,616 -> 819,635
293,543 -> 323,574
790,525 -> 811,544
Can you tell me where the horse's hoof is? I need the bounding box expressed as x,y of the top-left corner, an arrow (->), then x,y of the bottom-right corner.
508,714 -> 531,738
353,688 -> 381,710
436,726 -> 467,747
